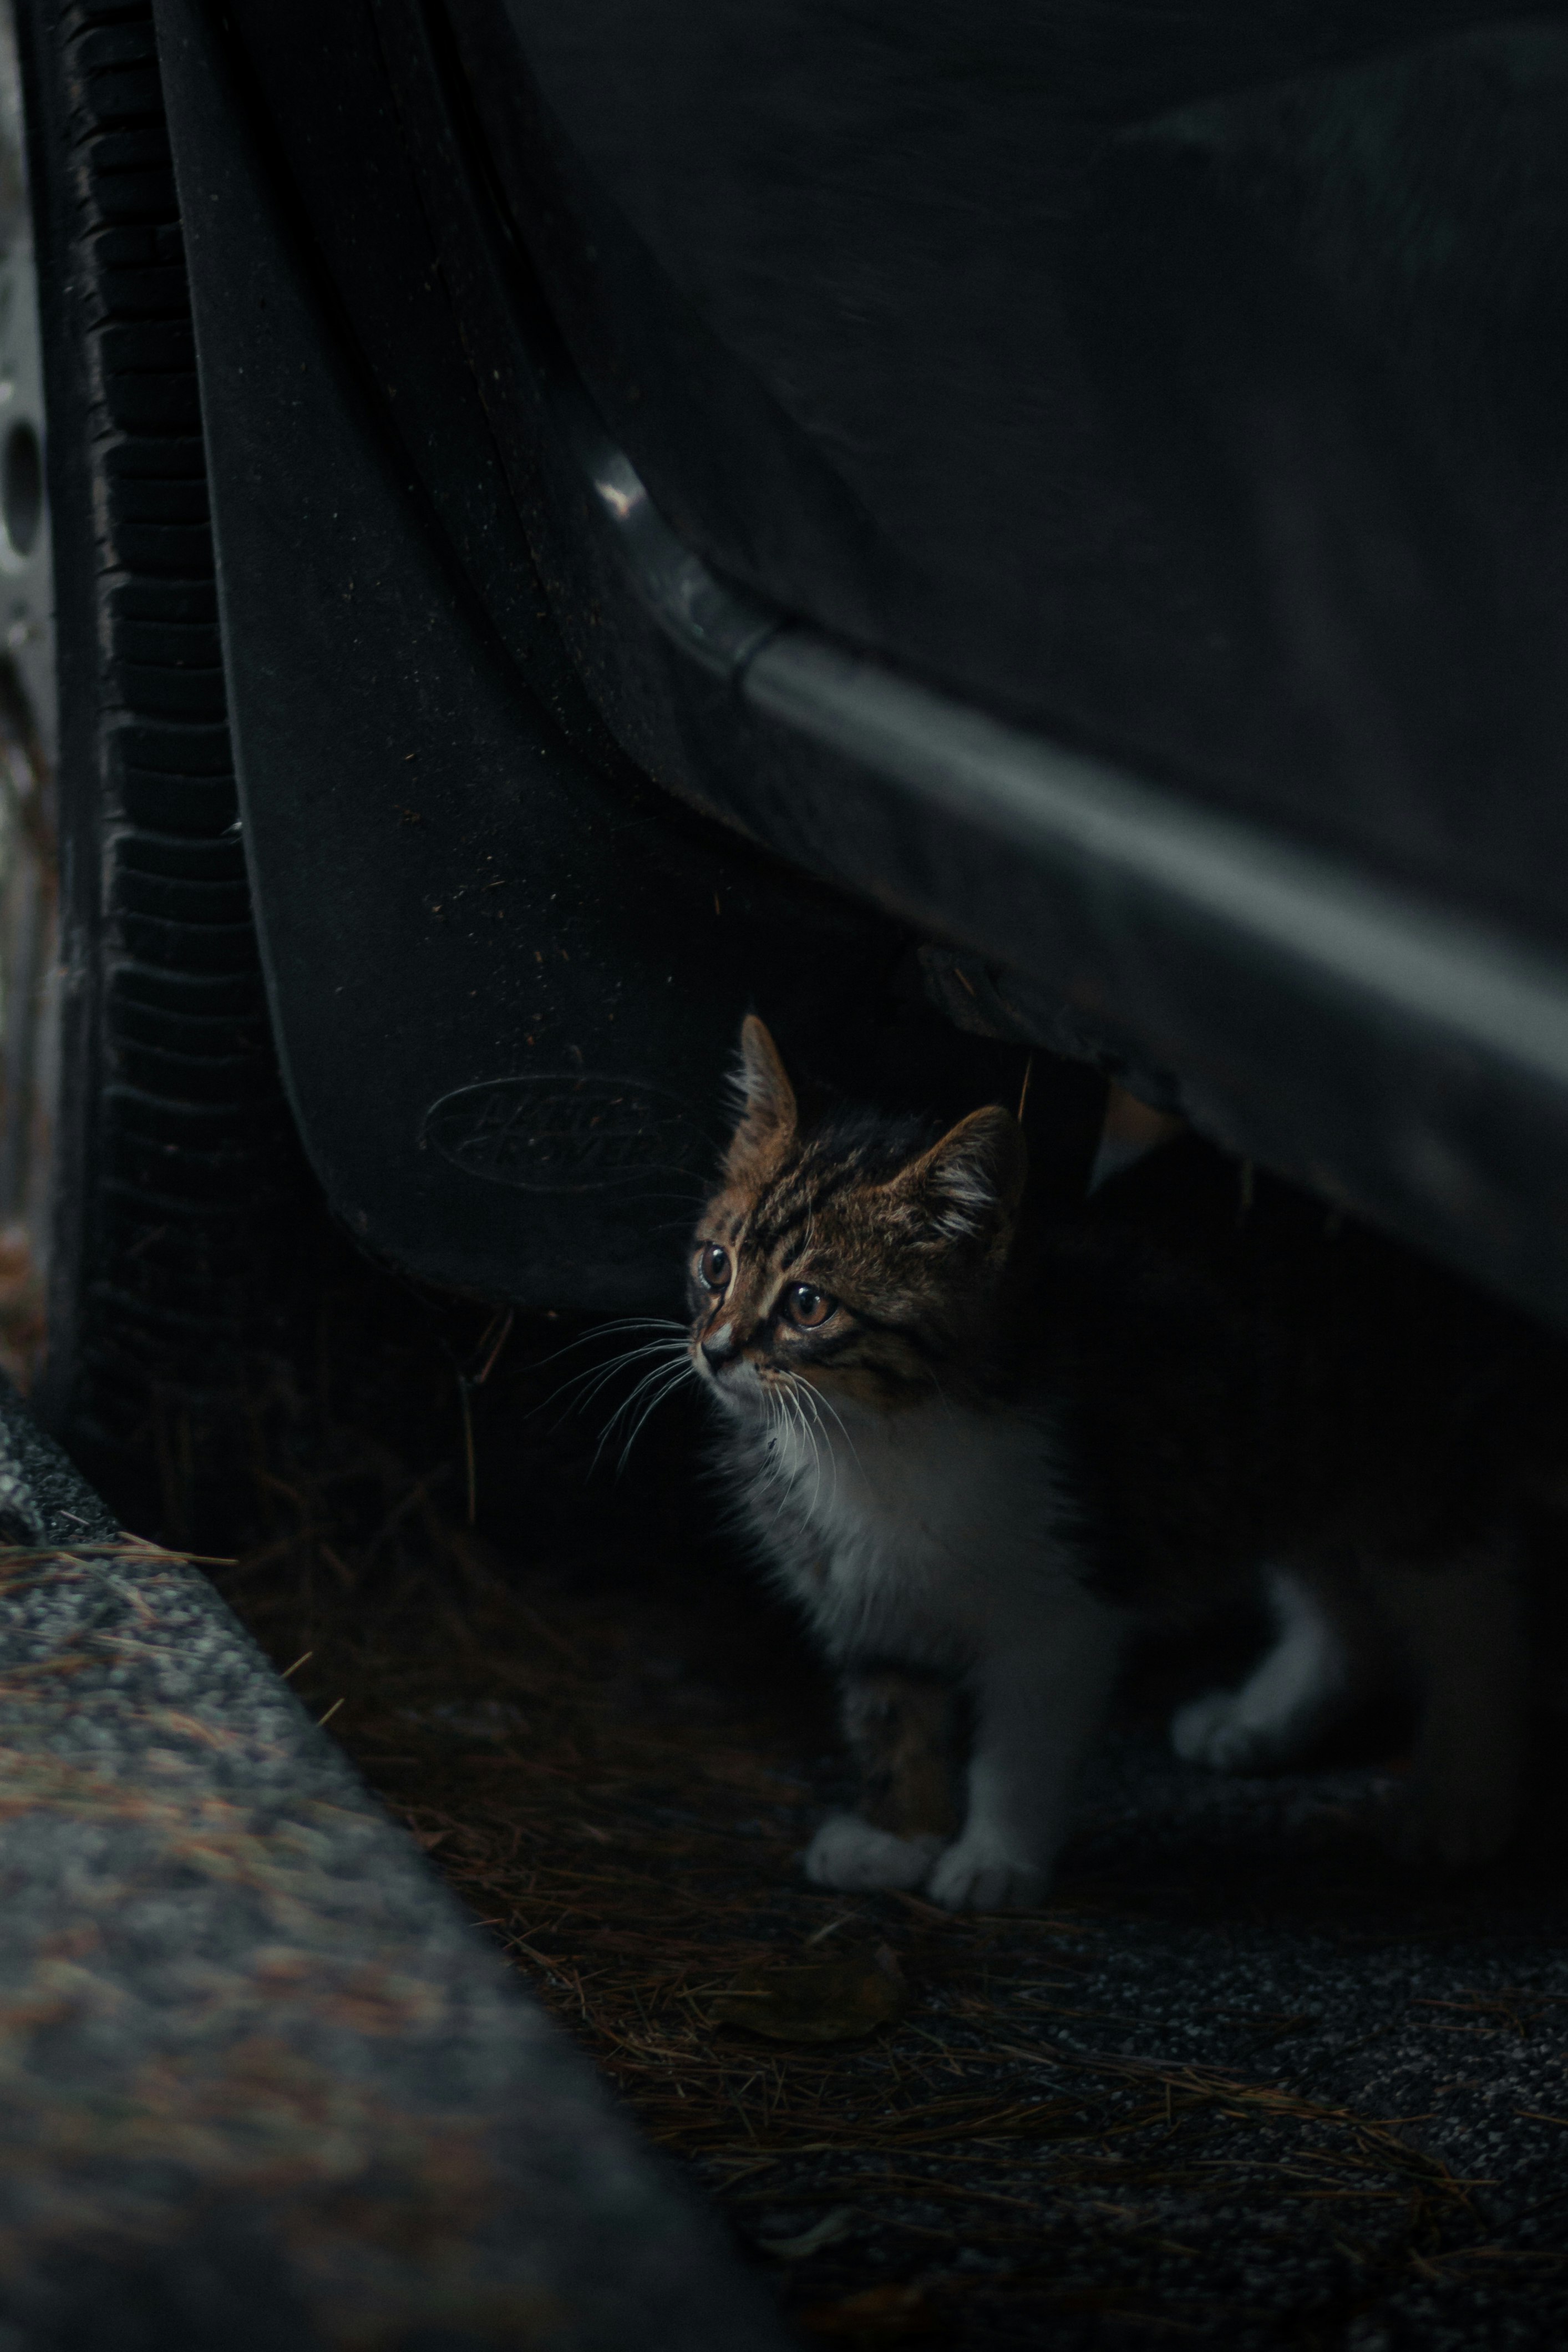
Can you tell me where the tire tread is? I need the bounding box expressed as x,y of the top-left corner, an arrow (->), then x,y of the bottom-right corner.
35,0 -> 308,1457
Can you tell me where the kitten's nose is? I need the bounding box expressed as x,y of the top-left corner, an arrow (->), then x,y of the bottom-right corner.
701,1322 -> 737,1366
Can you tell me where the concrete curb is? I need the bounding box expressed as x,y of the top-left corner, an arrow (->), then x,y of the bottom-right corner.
0,1378 -> 787,2349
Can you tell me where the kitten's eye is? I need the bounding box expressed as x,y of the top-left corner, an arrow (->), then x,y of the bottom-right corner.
785,1283 -> 834,1329
697,1243 -> 731,1291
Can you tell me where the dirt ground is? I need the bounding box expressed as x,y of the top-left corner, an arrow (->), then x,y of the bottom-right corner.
209,1262 -> 1568,2352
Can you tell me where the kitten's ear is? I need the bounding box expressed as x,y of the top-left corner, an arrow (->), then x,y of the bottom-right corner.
724,1016 -> 798,1177
900,1106 -> 1028,1245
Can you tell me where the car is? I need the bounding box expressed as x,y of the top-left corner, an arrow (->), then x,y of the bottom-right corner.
9,0 -> 1568,1509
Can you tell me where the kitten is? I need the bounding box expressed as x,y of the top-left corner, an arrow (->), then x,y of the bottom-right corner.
686,1017 -> 1566,1911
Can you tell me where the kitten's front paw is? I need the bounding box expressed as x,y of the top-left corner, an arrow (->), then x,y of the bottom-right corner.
925,1834 -> 1048,1914
1171,1690 -> 1281,1774
805,1814 -> 945,1892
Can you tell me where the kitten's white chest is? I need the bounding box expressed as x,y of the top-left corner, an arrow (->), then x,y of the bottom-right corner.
750,1395 -> 1070,1662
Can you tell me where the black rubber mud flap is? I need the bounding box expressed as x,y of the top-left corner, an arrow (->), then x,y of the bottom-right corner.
149,0 -> 1102,1316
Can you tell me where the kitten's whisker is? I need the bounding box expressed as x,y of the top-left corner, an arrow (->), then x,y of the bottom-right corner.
589,1351 -> 693,1452
750,1395 -> 786,1491
752,1387 -> 798,1509
539,1337 -> 688,1422
795,1375 -> 859,1474
581,1363 -> 688,1462
780,1355 -> 841,1496
552,1337 -> 687,1408
588,1317 -> 687,1336
526,1316 -> 686,1381
614,1361 -> 695,1475
804,1397 -> 829,1514
801,1399 -> 826,1518
549,1344 -> 682,1410
792,1377 -> 841,1505
780,1377 -> 825,1516
581,1316 -> 686,1334
562,1362 -> 685,1439
528,1320 -> 687,1406
764,1392 -> 800,1521
591,1378 -> 677,1474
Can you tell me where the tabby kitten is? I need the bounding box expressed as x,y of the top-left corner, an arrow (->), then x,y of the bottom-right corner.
687,1018 -> 1561,1911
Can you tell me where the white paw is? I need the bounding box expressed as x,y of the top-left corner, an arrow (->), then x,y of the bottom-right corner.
804,1814 -> 945,1892
925,1834 -> 1048,1914
1171,1690 -> 1282,1773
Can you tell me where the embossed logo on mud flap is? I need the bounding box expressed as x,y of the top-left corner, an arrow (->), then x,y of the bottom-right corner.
420,1074 -> 710,1194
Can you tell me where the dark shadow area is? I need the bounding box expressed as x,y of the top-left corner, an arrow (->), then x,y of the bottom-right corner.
197,1230 -> 1568,2350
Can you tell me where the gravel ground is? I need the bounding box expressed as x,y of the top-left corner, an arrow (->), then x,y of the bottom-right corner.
946,1717 -> 1568,2350
217,1334 -> 1568,2352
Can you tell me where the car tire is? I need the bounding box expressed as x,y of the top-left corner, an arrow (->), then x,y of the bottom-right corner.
12,0 -> 311,1530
